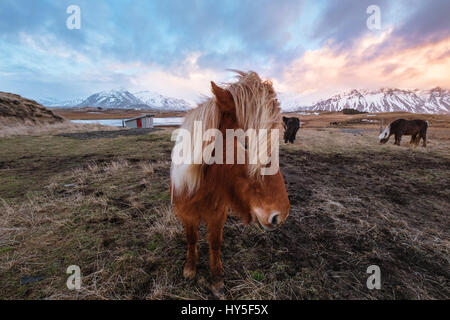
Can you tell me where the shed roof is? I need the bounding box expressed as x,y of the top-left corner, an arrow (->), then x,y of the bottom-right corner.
124,114 -> 155,122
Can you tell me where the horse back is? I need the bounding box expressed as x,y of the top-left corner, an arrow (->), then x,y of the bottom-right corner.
390,119 -> 428,135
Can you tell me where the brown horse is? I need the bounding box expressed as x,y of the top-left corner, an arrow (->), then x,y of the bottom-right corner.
170,71 -> 290,297
379,119 -> 429,147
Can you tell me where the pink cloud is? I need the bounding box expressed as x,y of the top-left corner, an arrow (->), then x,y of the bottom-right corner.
280,30 -> 450,103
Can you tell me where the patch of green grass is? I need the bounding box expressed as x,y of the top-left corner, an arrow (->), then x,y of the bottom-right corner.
147,240 -> 159,251
0,247 -> 15,255
249,270 -> 265,282
0,175 -> 23,197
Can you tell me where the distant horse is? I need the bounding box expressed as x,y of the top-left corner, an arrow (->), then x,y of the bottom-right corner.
379,119 -> 429,147
282,116 -> 300,143
170,71 -> 290,297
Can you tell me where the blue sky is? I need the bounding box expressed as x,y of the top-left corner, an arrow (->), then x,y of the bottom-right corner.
0,0 -> 449,105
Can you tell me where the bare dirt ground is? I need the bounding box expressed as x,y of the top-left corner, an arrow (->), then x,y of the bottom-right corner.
0,118 -> 449,299
57,128 -> 160,140
279,130 -> 449,299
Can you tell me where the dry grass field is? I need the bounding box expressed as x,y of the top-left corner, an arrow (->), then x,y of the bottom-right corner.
0,114 -> 449,299
54,108 -> 186,120
286,111 -> 450,130
0,121 -> 121,139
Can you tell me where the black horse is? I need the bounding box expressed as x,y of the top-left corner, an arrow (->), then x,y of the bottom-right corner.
282,116 -> 300,144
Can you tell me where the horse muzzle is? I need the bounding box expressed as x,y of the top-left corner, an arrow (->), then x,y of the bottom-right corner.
253,209 -> 286,231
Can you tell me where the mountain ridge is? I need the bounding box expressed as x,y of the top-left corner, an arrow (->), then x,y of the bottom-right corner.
36,87 -> 450,114
308,87 -> 450,114
38,89 -> 193,111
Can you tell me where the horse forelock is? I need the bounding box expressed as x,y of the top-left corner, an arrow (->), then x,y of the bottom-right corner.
171,71 -> 281,196
229,71 -> 281,177
229,71 -> 281,133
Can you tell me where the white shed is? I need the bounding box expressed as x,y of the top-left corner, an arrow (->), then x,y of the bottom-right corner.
123,114 -> 154,129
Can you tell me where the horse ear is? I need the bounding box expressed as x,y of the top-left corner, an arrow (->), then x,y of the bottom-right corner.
211,81 -> 234,113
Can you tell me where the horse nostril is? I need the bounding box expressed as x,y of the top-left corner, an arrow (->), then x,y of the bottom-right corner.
270,214 -> 279,227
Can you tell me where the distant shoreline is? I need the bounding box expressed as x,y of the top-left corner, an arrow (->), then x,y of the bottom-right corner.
53,107 -> 188,120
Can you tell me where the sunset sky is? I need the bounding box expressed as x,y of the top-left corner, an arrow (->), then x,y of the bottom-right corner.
0,0 -> 449,105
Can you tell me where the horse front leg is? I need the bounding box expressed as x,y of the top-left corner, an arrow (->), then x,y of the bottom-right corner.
183,222 -> 199,280
410,134 -> 417,146
207,212 -> 227,297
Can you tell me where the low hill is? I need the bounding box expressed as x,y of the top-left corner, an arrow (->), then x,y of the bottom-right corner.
0,92 -> 64,125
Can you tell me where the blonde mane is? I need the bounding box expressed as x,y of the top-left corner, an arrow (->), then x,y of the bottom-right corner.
171,70 -> 281,196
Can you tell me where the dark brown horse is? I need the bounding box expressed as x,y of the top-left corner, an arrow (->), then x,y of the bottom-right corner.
170,71 -> 290,297
379,119 -> 429,147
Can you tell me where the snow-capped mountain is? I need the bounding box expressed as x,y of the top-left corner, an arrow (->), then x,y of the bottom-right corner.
414,87 -> 450,114
133,91 -> 191,111
77,89 -> 145,109
39,90 -> 306,112
310,88 -> 450,114
38,89 -> 193,111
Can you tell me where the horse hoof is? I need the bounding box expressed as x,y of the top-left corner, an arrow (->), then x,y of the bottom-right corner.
183,265 -> 196,280
211,280 -> 224,299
